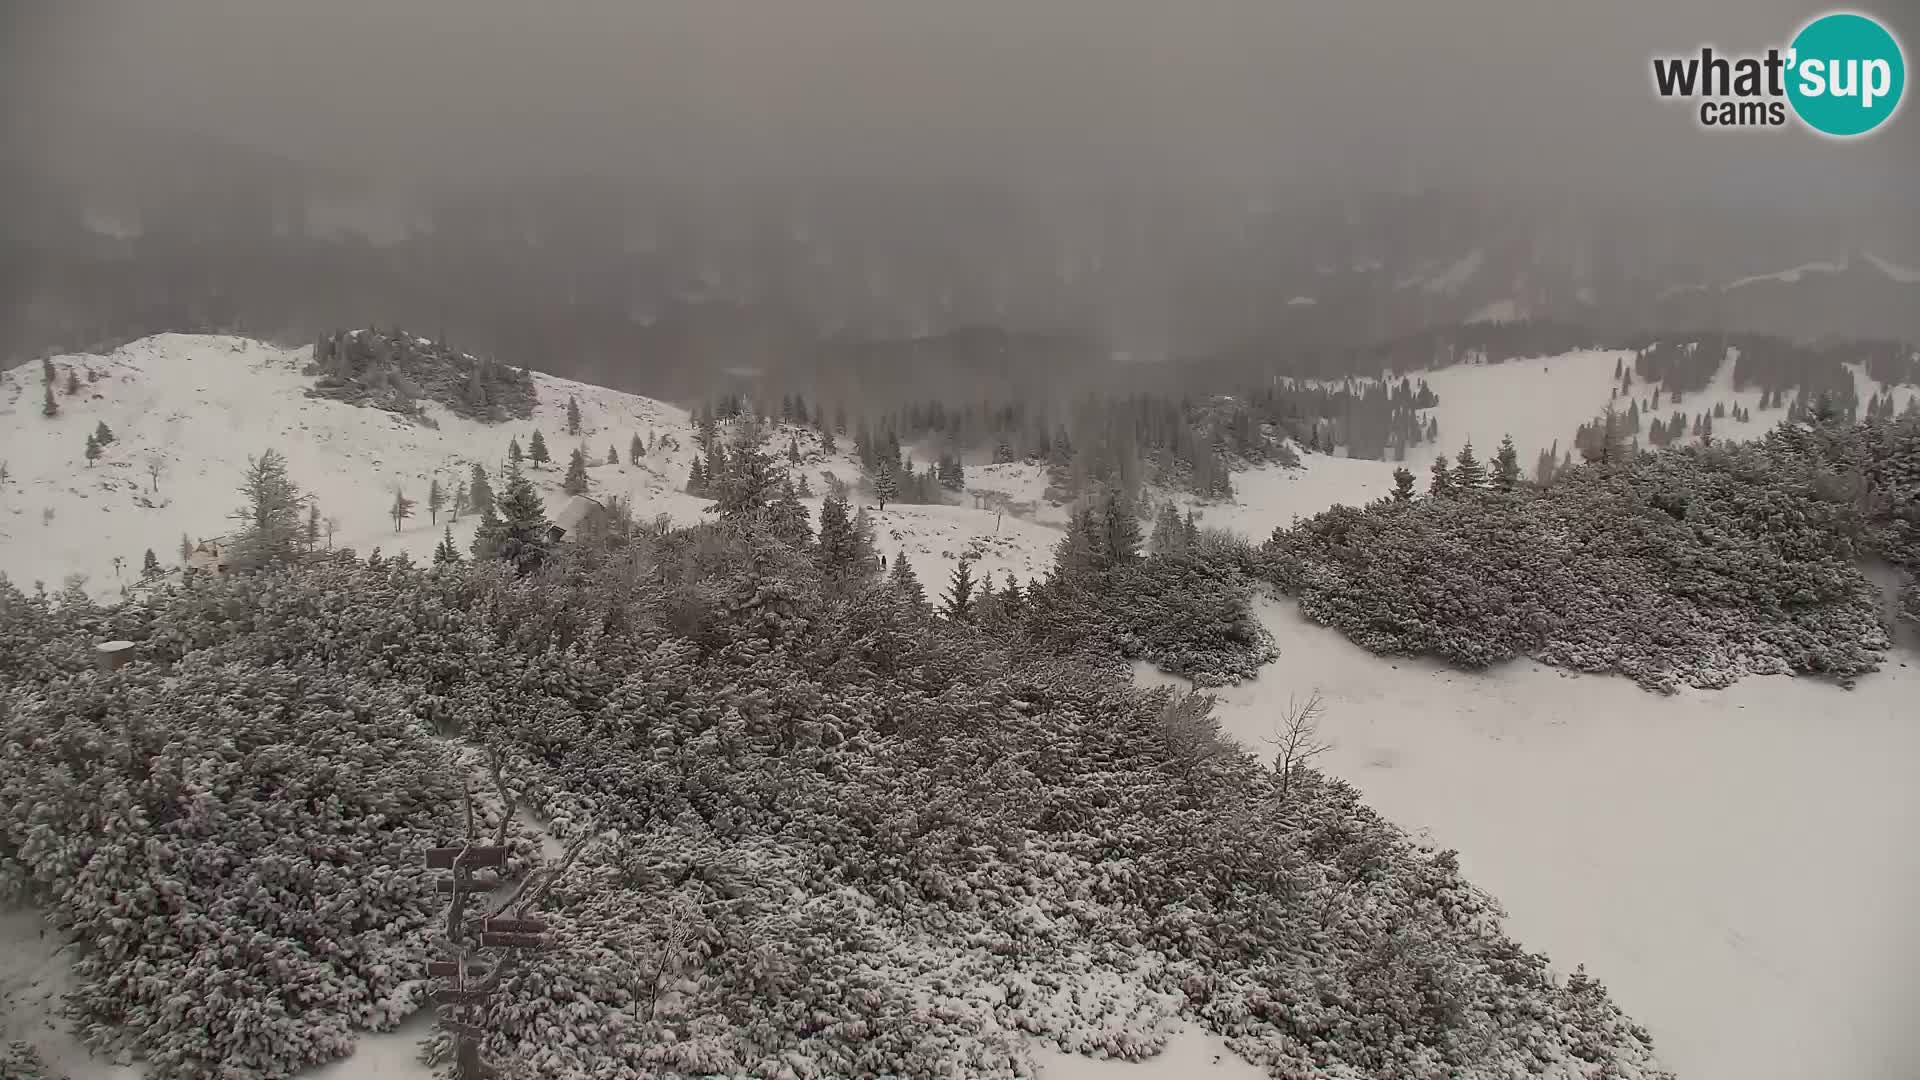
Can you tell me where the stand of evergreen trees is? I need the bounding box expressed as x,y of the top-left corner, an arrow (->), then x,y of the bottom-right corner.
306,326 -> 537,423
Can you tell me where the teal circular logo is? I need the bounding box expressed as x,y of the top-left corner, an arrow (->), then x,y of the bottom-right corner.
1787,12 -> 1905,137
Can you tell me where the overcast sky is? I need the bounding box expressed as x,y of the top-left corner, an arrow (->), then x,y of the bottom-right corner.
8,1 -> 1916,211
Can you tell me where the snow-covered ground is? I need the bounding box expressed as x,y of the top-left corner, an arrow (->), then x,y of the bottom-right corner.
0,335 -> 708,597
0,909 -> 140,1080
1418,348 -> 1631,466
6,333 -> 1919,1080
0,335 -> 1059,601
1138,601 -> 1920,1080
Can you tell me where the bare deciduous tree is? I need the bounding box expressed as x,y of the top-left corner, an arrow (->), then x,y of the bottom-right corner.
146,455 -> 166,494
1263,690 -> 1331,803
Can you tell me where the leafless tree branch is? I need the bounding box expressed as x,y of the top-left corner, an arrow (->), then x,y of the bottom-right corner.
1262,690 -> 1331,803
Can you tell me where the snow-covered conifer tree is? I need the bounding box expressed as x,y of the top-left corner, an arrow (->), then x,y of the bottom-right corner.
941,559 -> 975,621
564,448 -> 590,496
434,525 -> 461,565
468,463 -> 495,517
1492,434 -> 1521,491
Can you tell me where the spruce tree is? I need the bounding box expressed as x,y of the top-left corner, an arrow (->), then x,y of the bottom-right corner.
999,573 -> 1025,621
390,488 -> 416,531
851,505 -> 878,570
1492,434 -> 1521,492
1533,447 -> 1558,487
607,444 -> 618,466
452,479 -> 468,520
942,559 -> 976,621
93,421 -> 114,446
434,525 -> 462,565
1594,405 -> 1630,464
630,433 -> 644,462
142,548 -> 160,577
477,462 -> 547,573
180,532 -> 193,565
528,430 -> 550,468
1428,454 -> 1453,496
1391,466 -> 1416,501
469,495 -> 504,560
508,437 -> 523,468
816,494 -> 857,580
712,430 -> 775,521
566,395 -> 582,436
65,368 -> 80,395
872,458 -> 898,509
85,431 -> 101,466
42,382 -> 58,418
687,454 -> 707,495
468,463 -> 495,517
787,436 -> 802,465
1150,501 -> 1185,553
428,478 -> 445,523
1054,503 -> 1102,575
769,477 -> 813,545
888,551 -> 927,609
1453,441 -> 1488,490
1102,487 -> 1142,563
563,448 -> 590,496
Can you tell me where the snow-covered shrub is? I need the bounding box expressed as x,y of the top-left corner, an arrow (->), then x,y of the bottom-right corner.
0,1041 -> 61,1080
0,578 -> 540,1079
3,527 -> 1671,1078
1021,540 -> 1274,686
1264,419 -> 1917,691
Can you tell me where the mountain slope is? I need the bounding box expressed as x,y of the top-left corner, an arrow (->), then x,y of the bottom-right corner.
0,334 -> 1075,603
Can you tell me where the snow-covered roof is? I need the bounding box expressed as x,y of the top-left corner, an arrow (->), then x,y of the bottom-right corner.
550,494 -> 605,538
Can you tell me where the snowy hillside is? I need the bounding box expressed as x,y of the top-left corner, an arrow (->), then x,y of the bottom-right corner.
0,335 -> 696,596
0,335 -> 1068,603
